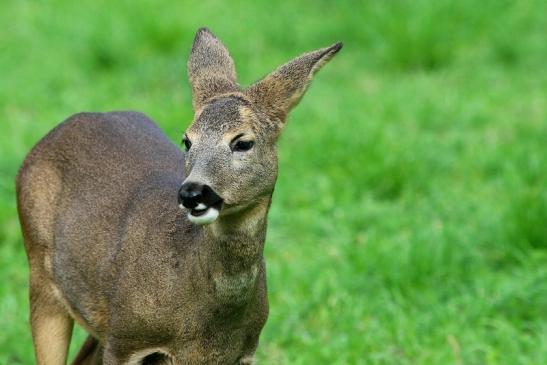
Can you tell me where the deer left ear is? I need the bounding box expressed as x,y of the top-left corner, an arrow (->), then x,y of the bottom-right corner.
245,42 -> 342,126
188,28 -> 240,111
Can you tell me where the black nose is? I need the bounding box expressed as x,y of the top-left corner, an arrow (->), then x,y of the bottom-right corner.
178,182 -> 222,209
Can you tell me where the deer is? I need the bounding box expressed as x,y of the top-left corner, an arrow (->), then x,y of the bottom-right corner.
15,27 -> 342,365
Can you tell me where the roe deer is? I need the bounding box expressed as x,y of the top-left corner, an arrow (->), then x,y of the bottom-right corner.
16,28 -> 341,365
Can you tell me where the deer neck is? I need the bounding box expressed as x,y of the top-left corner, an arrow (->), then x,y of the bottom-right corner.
199,198 -> 270,303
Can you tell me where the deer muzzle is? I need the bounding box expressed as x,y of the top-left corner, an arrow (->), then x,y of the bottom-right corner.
178,181 -> 223,225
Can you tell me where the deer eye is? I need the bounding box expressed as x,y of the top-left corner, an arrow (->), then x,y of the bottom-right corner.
182,137 -> 192,151
233,140 -> 254,152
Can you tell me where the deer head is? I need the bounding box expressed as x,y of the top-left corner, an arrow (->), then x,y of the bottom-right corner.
178,28 -> 342,225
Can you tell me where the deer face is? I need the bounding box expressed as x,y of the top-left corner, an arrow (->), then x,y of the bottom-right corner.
179,95 -> 278,224
178,28 -> 341,225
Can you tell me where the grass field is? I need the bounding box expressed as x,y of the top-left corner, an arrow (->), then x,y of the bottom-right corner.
1,0 -> 546,364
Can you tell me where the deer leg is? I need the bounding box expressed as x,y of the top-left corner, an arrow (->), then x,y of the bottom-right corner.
71,336 -> 104,365
29,273 -> 74,365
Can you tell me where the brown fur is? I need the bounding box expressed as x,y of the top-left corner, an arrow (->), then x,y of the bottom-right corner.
16,28 -> 341,364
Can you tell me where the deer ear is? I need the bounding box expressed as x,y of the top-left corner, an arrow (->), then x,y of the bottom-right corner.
188,28 -> 240,111
245,42 -> 342,126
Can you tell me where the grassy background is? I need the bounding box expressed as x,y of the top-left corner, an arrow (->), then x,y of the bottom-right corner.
1,0 -> 546,363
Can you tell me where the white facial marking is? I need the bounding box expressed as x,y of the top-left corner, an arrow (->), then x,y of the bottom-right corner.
187,207 -> 219,225
195,203 -> 207,211
179,204 -> 184,209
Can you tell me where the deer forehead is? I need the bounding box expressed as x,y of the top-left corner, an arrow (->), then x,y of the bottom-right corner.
187,96 -> 267,140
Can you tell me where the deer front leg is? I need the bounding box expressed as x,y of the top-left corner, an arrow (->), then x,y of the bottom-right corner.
71,336 -> 104,365
29,276 -> 74,365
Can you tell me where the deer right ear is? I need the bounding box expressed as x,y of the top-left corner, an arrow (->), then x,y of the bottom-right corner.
188,28 -> 240,111
245,42 -> 342,127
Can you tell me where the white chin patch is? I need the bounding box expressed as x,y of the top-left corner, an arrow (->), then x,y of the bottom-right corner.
187,207 -> 219,225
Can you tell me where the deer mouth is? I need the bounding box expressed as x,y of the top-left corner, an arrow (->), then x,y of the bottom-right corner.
177,182 -> 224,225
185,201 -> 223,225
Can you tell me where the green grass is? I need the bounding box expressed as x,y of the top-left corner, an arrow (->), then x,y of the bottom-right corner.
1,0 -> 546,363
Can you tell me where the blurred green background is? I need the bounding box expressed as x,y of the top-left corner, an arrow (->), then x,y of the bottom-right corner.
1,0 -> 546,364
